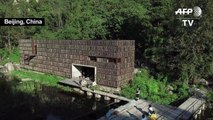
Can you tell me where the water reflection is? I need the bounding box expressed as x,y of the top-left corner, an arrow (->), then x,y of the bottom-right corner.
47,114 -> 61,120
92,101 -> 97,111
40,86 -> 127,120
104,99 -> 110,104
71,96 -> 76,102
0,79 -> 127,120
87,94 -> 93,99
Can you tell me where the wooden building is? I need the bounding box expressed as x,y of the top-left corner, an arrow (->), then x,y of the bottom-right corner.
19,39 -> 135,88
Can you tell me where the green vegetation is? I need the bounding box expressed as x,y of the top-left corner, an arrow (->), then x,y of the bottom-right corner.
10,69 -> 64,86
0,48 -> 20,65
10,69 -> 74,94
0,0 -> 212,104
0,0 -> 212,84
121,68 -> 189,105
207,90 -> 213,103
0,72 -> 85,120
15,80 -> 37,93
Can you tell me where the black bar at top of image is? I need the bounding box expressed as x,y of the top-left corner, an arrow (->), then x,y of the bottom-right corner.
0,18 -> 45,26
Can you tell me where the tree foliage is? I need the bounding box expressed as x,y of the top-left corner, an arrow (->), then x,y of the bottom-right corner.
0,0 -> 212,83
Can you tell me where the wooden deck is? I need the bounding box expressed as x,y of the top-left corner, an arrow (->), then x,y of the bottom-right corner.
58,79 -> 206,120
58,78 -> 93,87
98,99 -> 177,120
98,96 -> 205,120
58,79 -> 130,102
173,96 -> 205,120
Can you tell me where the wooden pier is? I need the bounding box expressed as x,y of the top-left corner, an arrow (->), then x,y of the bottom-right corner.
98,96 -> 205,120
58,79 -> 130,102
173,96 -> 205,120
58,78 -> 93,88
59,79 -> 206,120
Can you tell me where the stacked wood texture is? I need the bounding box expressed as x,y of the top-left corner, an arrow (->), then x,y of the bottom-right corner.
19,39 -> 135,88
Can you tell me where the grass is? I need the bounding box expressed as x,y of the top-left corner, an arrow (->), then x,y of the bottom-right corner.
11,69 -> 64,87
15,80 -> 37,93
10,69 -> 74,93
0,73 -> 75,120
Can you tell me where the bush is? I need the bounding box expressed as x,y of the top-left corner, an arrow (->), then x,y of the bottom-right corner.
0,48 -> 20,65
121,68 -> 188,105
207,90 -> 213,102
0,73 -> 21,96
171,81 -> 189,99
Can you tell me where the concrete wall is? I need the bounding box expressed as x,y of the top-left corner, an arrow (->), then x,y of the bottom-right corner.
72,64 -> 82,78
19,39 -> 135,88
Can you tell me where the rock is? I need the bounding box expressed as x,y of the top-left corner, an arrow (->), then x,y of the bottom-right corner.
134,68 -> 140,74
4,62 -> 15,73
199,78 -> 209,85
168,91 -> 173,95
0,65 -> 8,73
193,78 -> 209,85
114,99 -> 120,103
167,85 -> 174,91
0,72 -> 6,79
86,92 -> 93,96
14,64 -> 21,70
22,78 -> 32,81
104,96 -> 111,101
80,79 -> 87,87
92,82 -> 97,86
73,88 -> 84,94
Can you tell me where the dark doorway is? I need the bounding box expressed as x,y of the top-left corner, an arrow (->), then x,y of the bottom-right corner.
72,64 -> 96,83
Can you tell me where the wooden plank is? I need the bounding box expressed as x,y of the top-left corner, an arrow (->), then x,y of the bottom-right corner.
112,100 -> 176,120
116,101 -> 140,113
178,99 -> 205,120
98,97 -> 205,120
171,97 -> 205,120
153,104 -> 177,120
170,97 -> 197,119
60,79 -> 206,120
58,78 -> 93,88
124,100 -> 148,119
179,97 -> 197,109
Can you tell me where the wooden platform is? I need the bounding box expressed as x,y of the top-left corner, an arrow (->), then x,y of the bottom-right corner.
58,78 -> 93,87
98,96 -> 205,120
58,79 -> 206,120
173,96 -> 205,120
98,100 -> 177,120
58,79 -> 130,102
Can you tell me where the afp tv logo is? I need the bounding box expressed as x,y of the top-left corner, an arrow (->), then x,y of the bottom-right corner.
175,6 -> 202,27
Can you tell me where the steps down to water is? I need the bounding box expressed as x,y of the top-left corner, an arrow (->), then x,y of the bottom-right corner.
98,96 -> 205,120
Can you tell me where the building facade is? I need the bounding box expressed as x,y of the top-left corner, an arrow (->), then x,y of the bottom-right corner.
19,39 -> 135,88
